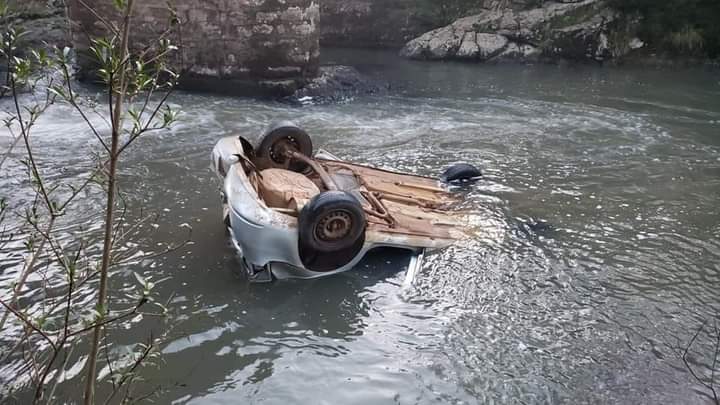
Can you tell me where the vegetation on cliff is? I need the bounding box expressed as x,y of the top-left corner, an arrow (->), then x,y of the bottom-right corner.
418,0 -> 480,26
609,0 -> 720,58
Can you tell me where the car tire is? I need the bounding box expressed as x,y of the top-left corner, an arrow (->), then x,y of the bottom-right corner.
299,191 -> 366,253
256,121 -> 313,172
441,163 -> 482,183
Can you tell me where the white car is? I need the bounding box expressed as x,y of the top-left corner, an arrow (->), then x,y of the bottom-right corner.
211,122 -> 481,282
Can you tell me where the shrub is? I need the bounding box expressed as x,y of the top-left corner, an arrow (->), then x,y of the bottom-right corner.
608,0 -> 720,58
668,25 -> 704,55
417,0 -> 481,26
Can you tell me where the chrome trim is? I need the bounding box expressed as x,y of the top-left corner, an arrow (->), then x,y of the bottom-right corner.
403,249 -> 425,288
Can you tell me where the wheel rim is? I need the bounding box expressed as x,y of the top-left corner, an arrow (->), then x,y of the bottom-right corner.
268,136 -> 300,167
316,210 -> 353,242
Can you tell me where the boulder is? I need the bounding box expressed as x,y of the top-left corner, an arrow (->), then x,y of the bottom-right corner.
287,65 -> 387,104
400,25 -> 463,60
456,32 -> 480,58
401,0 -> 623,63
476,33 -> 510,59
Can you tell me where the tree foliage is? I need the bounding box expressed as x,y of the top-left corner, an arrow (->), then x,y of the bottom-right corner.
417,0 -> 481,26
609,0 -> 720,57
1,0 -> 187,403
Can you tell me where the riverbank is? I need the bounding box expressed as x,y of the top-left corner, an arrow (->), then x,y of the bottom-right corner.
2,0 -> 717,100
325,0 -> 720,68
397,0 -> 720,67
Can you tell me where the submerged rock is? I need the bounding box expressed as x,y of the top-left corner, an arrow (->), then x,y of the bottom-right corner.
287,65 -> 387,105
401,0 -> 626,63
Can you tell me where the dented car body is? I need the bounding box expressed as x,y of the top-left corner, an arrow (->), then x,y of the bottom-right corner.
211,122 -> 480,282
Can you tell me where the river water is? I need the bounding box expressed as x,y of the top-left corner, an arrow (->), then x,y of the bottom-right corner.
1,49 -> 720,404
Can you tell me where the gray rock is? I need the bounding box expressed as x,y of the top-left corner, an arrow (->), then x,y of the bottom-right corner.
401,25 -> 462,60
476,33 -> 509,60
400,0 -> 619,64
494,42 -> 540,61
629,37 -> 644,50
426,26 -> 462,59
288,65 -> 387,104
456,32 -> 480,58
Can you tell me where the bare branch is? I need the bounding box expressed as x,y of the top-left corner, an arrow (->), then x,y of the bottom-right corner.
57,57 -> 111,153
0,217 -> 56,330
682,319 -> 718,399
0,299 -> 57,351
76,0 -> 120,36
711,320 -> 720,404
103,334 -> 155,405
116,88 -> 174,156
69,304 -> 144,338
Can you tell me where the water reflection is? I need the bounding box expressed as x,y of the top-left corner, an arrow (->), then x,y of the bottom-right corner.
136,249 -> 424,403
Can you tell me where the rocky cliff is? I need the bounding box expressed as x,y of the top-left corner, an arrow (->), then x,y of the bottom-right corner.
322,0 -> 648,64
400,0 -> 636,63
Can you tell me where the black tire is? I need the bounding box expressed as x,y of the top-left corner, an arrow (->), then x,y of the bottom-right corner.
441,163 -> 482,183
298,191 -> 366,253
256,121 -> 312,172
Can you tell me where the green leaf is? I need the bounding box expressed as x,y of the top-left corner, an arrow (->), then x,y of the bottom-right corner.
162,106 -> 178,127
48,85 -> 68,100
113,0 -> 127,10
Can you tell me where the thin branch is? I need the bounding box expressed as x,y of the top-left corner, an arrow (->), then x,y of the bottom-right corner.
34,341 -> 61,402
58,59 -> 111,153
0,217 -> 56,330
69,304 -> 143,338
111,186 -> 130,250
103,334 -> 155,405
112,238 -> 191,268
0,326 -> 33,364
116,88 -> 174,156
76,0 -> 120,36
11,76 -> 54,213
683,320 -> 715,392
711,320 -> 720,404
45,345 -> 75,403
0,299 -> 57,351
0,124 -> 24,169
113,212 -> 154,246
102,327 -> 118,392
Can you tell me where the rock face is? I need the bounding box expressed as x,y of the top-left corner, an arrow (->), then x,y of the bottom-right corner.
321,0 -> 433,48
401,0 -> 629,63
3,1 -> 68,53
0,1 -> 68,92
67,0 -> 320,96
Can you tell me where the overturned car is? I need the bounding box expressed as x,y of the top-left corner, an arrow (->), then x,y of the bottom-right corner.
211,122 -> 481,282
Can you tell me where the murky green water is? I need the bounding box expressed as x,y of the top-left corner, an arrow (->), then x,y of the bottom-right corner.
2,49 -> 720,404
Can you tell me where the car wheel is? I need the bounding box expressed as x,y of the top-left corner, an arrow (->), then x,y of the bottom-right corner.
299,191 -> 366,253
256,121 -> 313,172
441,163 -> 482,183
